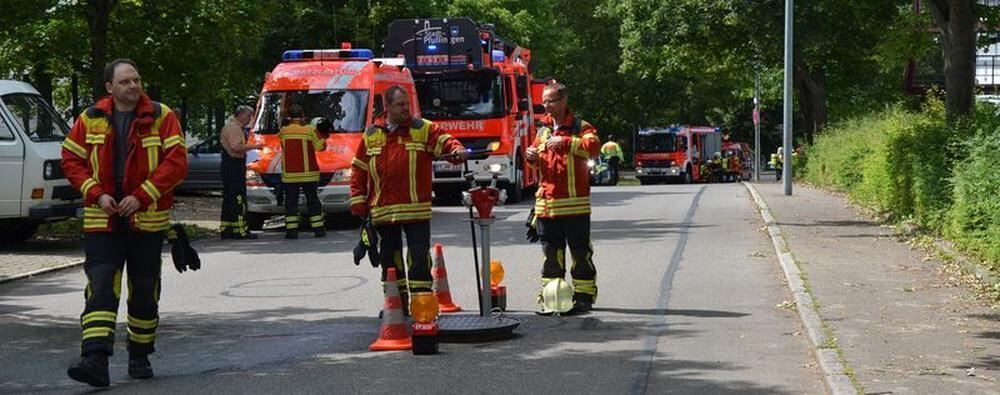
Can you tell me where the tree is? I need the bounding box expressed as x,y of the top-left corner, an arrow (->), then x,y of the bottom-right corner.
922,0 -> 978,120
608,0 -> 907,144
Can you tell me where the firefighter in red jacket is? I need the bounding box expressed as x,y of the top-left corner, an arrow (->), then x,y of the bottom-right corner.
61,59 -> 187,387
349,86 -> 466,309
279,103 -> 328,239
525,82 -> 600,315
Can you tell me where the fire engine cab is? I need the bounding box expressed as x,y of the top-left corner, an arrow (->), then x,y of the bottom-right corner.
634,125 -> 722,184
384,18 -> 538,202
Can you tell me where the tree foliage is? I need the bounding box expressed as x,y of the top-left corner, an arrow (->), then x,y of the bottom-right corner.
0,0 -> 982,143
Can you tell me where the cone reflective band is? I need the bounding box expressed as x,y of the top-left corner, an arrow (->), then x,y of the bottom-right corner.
370,268 -> 412,351
431,244 -> 462,312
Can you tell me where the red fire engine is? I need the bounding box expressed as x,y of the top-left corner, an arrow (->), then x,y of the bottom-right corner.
634,125 -> 722,184
384,18 -> 538,202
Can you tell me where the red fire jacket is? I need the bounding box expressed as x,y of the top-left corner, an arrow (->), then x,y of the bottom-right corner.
349,118 -> 464,225
61,95 -> 188,232
528,111 -> 600,218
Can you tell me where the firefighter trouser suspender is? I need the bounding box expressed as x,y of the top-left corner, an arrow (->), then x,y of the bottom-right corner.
537,215 -> 598,304
80,219 -> 164,357
284,182 -> 323,232
220,155 -> 249,236
376,221 -> 433,296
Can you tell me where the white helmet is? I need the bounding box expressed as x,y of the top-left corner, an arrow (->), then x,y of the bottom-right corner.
539,278 -> 574,314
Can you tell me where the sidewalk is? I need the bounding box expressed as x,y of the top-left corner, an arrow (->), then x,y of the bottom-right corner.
0,239 -> 82,283
752,181 -> 998,394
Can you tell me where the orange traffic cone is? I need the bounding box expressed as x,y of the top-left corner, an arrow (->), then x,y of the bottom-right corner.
431,243 -> 462,313
370,267 -> 412,351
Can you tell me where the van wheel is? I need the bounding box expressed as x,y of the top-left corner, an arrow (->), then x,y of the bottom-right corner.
247,213 -> 267,231
0,220 -> 39,243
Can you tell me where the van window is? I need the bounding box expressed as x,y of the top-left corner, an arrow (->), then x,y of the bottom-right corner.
252,90 -> 369,134
1,94 -> 68,142
0,113 -> 14,141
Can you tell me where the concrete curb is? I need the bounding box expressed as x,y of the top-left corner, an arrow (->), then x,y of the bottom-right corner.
0,259 -> 85,284
743,182 -> 859,395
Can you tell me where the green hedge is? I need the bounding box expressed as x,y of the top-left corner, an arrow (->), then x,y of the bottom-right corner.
803,102 -> 1000,271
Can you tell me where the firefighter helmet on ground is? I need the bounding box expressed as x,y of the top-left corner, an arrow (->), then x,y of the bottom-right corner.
539,278 -> 574,314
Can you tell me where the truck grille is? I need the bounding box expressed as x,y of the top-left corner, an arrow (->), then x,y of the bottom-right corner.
642,160 -> 673,167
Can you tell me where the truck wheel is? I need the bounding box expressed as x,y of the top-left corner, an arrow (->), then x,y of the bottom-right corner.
684,166 -> 693,184
506,160 -> 523,203
0,220 -> 39,243
247,213 -> 267,231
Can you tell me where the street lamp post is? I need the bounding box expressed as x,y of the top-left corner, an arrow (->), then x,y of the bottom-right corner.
754,72 -> 761,183
783,0 -> 793,196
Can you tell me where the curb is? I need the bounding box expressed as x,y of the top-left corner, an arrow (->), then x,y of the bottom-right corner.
743,182 -> 859,395
0,259 -> 85,285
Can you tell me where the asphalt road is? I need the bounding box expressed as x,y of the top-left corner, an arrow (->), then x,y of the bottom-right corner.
0,182 -> 824,394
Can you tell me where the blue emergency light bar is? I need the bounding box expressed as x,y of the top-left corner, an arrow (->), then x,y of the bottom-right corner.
282,49 -> 374,61
491,49 -> 505,63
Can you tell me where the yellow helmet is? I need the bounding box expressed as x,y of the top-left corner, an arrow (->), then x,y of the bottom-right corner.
539,278 -> 574,314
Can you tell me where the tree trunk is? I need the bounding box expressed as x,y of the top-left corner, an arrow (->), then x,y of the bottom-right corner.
84,0 -> 116,101
794,62 -> 828,145
924,0 -> 977,119
31,65 -> 54,106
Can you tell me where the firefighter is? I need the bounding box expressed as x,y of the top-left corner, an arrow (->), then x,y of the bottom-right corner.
219,105 -> 262,239
279,103 -> 328,239
524,82 -> 600,315
61,59 -> 188,387
600,135 -> 624,185
771,146 -> 784,181
349,86 -> 466,309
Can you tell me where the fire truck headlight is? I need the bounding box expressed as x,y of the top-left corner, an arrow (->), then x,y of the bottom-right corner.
246,170 -> 264,186
587,159 -> 595,168
328,168 -> 353,183
486,163 -> 505,174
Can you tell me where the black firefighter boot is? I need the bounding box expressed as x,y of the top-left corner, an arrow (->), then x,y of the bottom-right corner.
67,352 -> 110,387
128,354 -> 153,379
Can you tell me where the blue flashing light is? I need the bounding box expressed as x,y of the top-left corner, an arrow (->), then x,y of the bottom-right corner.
282,50 -> 305,61
481,40 -> 488,45
427,44 -> 438,51
491,49 -> 505,63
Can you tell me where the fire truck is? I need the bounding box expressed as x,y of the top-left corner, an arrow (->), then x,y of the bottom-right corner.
384,18 -> 538,202
244,46 -> 421,230
634,125 -> 722,184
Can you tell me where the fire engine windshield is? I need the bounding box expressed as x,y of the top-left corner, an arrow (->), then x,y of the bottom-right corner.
415,70 -> 505,120
253,90 -> 369,134
636,133 -> 677,153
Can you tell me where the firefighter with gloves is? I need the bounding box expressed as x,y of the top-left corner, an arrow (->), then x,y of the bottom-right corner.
349,86 -> 466,312
60,59 -> 188,387
524,82 -> 601,315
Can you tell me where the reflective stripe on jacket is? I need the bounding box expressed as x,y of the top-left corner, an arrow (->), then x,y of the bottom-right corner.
60,94 -> 188,233
349,118 -> 464,225
528,111 -> 600,219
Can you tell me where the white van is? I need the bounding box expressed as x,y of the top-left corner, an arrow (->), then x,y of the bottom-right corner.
0,80 -> 82,242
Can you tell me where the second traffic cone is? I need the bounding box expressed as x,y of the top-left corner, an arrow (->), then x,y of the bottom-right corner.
370,267 -> 412,351
431,243 -> 462,313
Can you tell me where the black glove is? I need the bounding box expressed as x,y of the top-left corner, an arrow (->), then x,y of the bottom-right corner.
525,207 -> 539,243
168,224 -> 201,273
526,226 -> 539,243
351,219 -> 381,267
